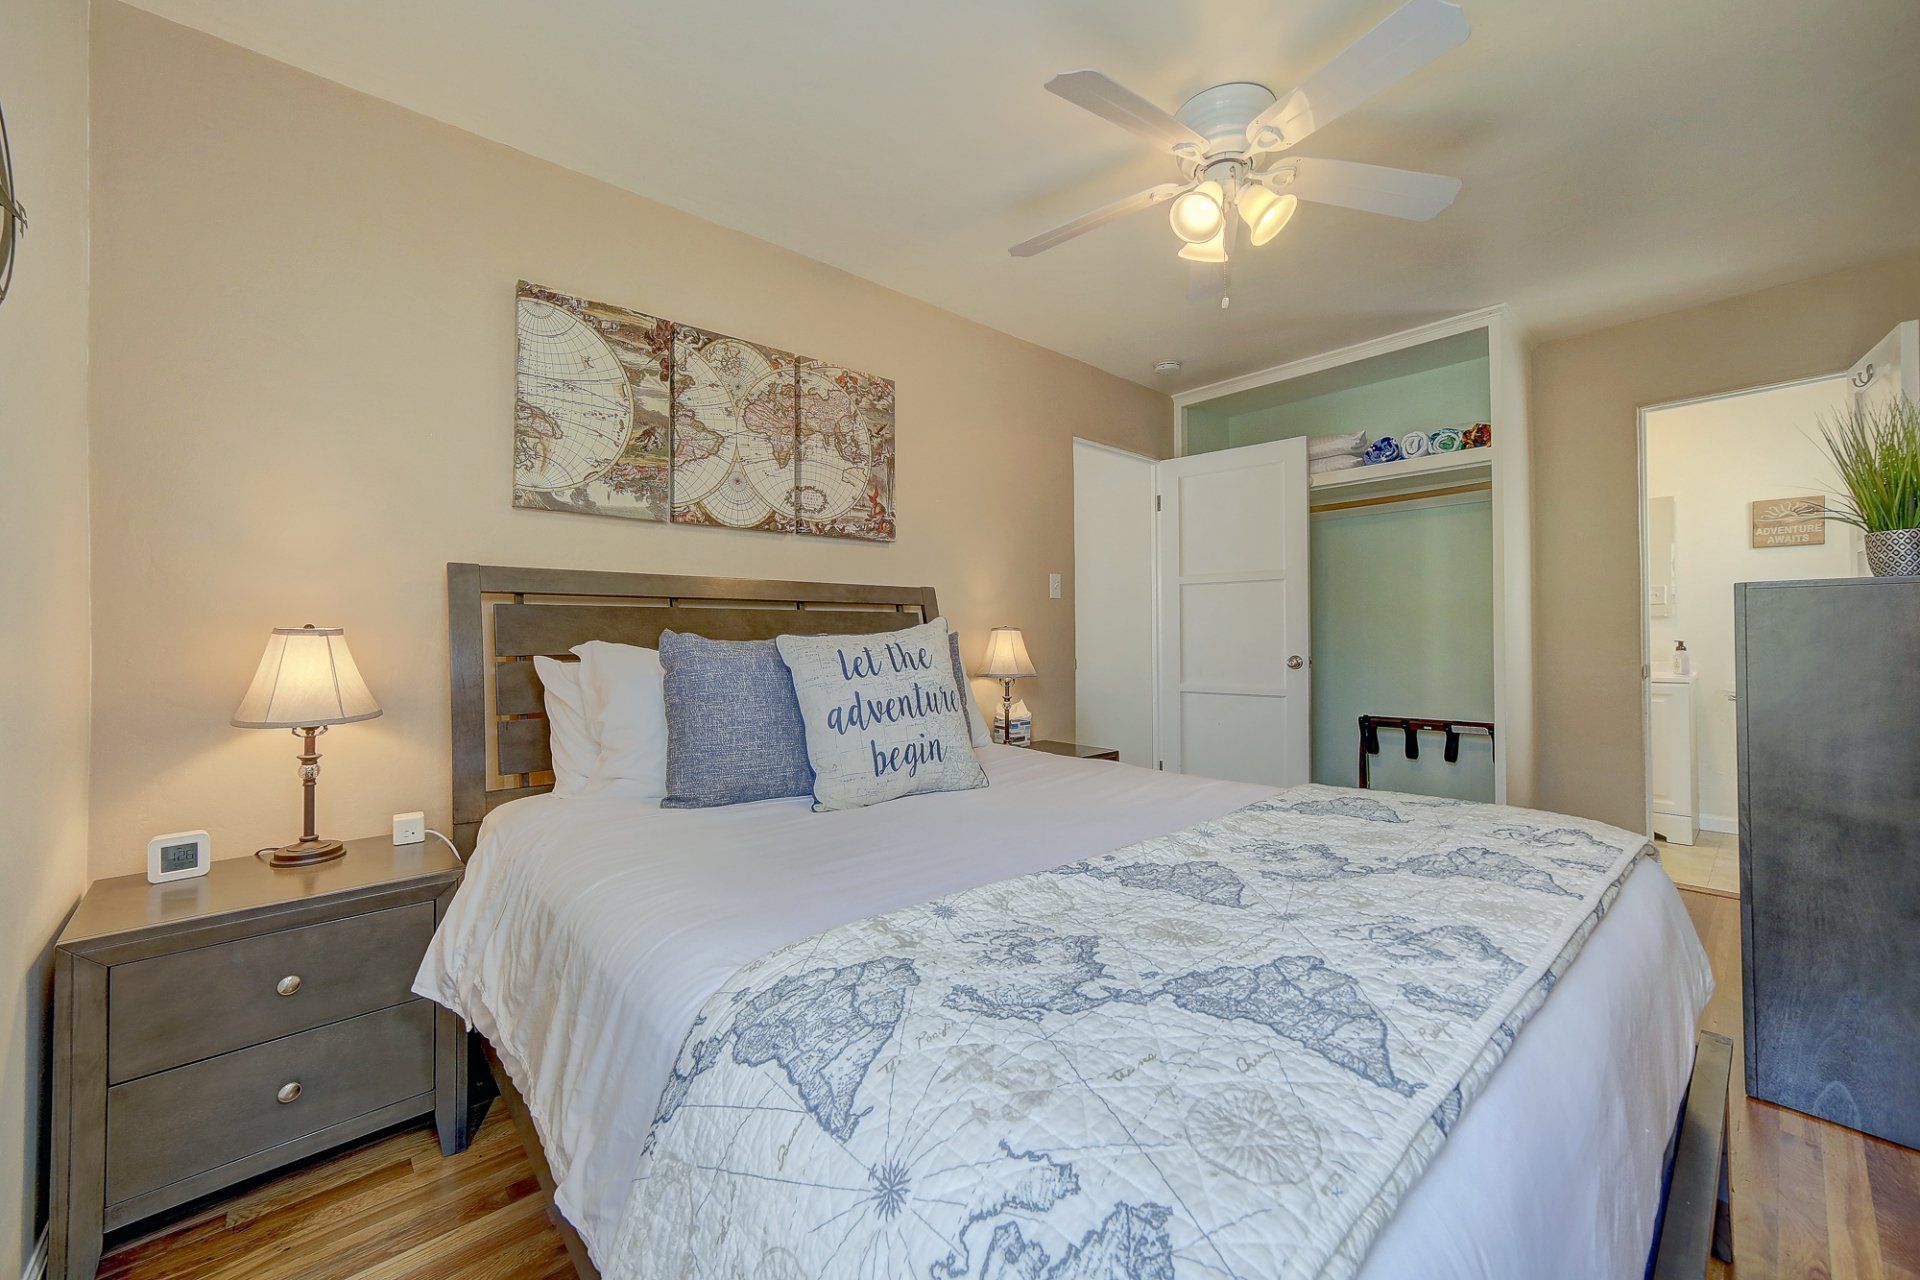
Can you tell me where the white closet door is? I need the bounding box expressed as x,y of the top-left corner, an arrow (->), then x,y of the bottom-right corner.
1154,438 -> 1311,785
1073,440 -> 1156,765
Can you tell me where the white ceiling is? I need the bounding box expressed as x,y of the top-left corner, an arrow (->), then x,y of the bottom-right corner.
123,0 -> 1920,391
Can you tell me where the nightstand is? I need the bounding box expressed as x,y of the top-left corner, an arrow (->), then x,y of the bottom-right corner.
49,836 -> 469,1280
1029,740 -> 1120,761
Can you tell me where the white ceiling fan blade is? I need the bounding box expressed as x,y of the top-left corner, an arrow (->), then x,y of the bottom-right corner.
1247,0 -> 1468,151
1009,182 -> 1185,257
1274,157 -> 1460,220
1045,71 -> 1209,154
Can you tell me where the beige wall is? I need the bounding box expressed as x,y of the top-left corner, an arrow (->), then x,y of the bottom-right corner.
87,2 -> 1171,878
0,0 -> 93,1269
1532,248 -> 1920,828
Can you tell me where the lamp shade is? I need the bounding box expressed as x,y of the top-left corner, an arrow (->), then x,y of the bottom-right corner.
978,627 -> 1036,679
232,625 -> 382,728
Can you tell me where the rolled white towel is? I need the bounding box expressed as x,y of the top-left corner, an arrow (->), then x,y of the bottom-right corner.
1306,430 -> 1368,461
1309,454 -> 1366,475
1401,431 -> 1431,458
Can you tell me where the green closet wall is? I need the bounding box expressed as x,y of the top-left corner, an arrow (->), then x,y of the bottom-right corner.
1309,499 -> 1495,800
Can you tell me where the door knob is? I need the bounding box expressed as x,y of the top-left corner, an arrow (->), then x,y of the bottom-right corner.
1287,655 -> 1305,669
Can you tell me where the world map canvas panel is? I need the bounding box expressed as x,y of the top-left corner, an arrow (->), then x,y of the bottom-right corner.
512,282 -> 673,521
670,323 -> 799,533
796,358 -> 896,541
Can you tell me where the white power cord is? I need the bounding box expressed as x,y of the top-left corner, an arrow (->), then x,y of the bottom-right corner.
425,828 -> 465,863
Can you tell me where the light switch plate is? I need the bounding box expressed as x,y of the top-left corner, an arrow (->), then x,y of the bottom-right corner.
1048,573 -> 1062,599
392,811 -> 426,845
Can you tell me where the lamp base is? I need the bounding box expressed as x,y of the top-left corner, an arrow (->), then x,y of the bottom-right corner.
259,837 -> 347,869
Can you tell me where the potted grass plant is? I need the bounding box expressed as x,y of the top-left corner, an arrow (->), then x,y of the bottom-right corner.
1816,394 -> 1920,577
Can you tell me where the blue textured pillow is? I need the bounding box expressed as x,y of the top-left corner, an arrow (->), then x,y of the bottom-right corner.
658,631 -> 814,808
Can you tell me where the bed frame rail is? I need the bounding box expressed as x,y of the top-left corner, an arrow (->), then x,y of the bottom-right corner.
1649,1030 -> 1735,1279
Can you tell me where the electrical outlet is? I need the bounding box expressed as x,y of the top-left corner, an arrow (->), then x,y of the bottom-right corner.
392,811 -> 426,845
1048,573 -> 1062,599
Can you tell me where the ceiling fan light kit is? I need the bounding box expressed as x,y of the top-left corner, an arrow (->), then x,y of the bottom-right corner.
1010,0 -> 1470,305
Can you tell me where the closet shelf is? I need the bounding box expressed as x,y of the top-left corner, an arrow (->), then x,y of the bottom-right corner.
1311,447 -> 1495,494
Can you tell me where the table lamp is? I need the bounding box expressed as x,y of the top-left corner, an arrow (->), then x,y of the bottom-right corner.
978,626 -> 1036,746
232,624 -> 382,867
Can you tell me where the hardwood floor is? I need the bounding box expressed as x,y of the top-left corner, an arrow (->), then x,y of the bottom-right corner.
100,887 -> 1919,1280
96,1115 -> 571,1280
1686,888 -> 1920,1280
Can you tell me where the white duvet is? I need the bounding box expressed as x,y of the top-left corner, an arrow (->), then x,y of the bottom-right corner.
416,746 -> 1712,1278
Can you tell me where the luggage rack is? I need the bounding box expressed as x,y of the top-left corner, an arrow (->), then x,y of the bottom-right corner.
1357,714 -> 1495,789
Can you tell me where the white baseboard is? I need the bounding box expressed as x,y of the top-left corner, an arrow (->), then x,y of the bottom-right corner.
1699,814 -> 1738,835
21,1228 -> 47,1280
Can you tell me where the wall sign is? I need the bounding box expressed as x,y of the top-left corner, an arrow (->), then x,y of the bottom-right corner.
1750,496 -> 1826,548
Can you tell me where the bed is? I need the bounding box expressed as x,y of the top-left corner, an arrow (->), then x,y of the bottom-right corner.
420,564 -> 1723,1280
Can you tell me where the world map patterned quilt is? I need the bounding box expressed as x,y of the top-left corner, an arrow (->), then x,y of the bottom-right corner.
605,784 -> 1654,1280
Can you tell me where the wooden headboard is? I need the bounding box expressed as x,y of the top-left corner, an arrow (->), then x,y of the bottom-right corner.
447,563 -> 940,853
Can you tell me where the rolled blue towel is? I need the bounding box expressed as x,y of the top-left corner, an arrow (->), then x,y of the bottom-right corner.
1363,436 -> 1403,465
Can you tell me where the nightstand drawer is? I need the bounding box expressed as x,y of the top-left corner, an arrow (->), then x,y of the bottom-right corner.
108,901 -> 433,1083
105,1000 -> 435,1206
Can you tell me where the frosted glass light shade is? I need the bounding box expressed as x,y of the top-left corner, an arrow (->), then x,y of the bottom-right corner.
1238,187 -> 1298,246
1168,182 -> 1224,244
978,627 -> 1036,679
1177,228 -> 1227,263
232,625 -> 383,728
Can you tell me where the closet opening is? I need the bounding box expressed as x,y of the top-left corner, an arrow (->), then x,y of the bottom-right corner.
1072,309 -> 1532,801
1636,372 -> 1862,897
1168,310 -> 1531,804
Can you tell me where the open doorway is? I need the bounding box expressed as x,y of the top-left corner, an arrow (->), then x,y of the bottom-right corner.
1637,374 -> 1863,896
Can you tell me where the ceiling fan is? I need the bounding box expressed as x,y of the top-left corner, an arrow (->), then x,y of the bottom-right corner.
1010,0 -> 1469,307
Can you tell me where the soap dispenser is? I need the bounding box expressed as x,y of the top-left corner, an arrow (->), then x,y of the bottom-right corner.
1673,640 -> 1691,677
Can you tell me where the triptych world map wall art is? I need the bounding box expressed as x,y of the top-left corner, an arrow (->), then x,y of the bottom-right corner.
511,280 -> 897,541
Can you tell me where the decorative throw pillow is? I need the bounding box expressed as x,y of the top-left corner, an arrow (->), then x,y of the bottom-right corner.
777,618 -> 987,811
945,629 -> 990,749
532,656 -> 594,797
572,641 -> 668,801
658,631 -> 814,808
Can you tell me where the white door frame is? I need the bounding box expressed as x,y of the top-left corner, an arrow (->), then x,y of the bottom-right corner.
1632,370 -> 1847,838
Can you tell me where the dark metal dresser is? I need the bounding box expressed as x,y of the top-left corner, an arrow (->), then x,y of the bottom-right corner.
1737,576 -> 1920,1150
49,837 -> 469,1279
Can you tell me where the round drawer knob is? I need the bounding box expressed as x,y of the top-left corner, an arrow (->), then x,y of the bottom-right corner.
277,1081 -> 303,1104
276,975 -> 302,997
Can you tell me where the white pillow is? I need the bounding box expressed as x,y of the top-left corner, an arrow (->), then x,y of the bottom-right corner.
533,656 -> 594,797
572,640 -> 669,801
775,618 -> 987,811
